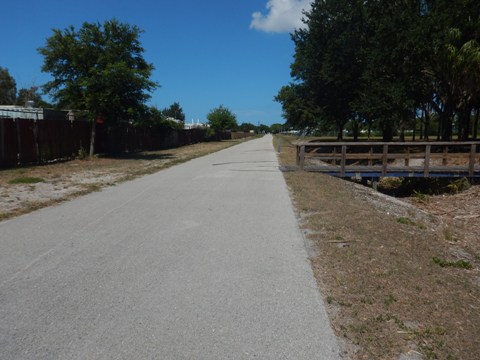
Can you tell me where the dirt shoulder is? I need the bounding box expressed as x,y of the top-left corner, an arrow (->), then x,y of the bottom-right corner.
275,136 -> 480,360
0,140 -> 244,221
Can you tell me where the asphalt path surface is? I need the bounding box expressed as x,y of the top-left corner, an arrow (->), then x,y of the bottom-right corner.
0,135 -> 341,359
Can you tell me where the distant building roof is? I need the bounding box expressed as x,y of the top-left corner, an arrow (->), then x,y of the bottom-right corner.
0,106 -> 77,121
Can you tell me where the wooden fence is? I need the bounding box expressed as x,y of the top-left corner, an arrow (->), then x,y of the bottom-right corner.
295,141 -> 480,178
0,118 -> 91,167
0,117 -> 226,168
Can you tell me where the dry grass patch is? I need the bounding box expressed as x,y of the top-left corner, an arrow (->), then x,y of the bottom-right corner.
275,135 -> 480,360
0,140 -> 244,221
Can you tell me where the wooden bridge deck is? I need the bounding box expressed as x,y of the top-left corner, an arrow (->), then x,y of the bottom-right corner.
295,141 -> 480,178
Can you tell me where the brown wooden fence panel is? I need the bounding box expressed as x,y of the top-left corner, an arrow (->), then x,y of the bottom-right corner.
1,117 -> 220,168
70,120 -> 91,154
0,118 -> 18,166
16,119 -> 37,164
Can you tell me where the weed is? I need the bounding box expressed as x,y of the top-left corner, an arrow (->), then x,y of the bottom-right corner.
419,344 -> 438,359
447,178 -> 470,194
432,257 -> 473,270
384,294 -> 397,307
351,323 -> 368,334
361,297 -> 373,305
444,229 -> 458,242
9,177 -> 44,184
397,217 -> 416,226
396,216 -> 427,229
413,190 -> 430,202
76,146 -> 89,160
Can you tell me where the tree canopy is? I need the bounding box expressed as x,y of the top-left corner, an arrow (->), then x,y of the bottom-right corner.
0,67 -> 17,105
207,105 -> 238,131
277,0 -> 480,140
38,19 -> 158,128
162,102 -> 185,122
16,86 -> 51,108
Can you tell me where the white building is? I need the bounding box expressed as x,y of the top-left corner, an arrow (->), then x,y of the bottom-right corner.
184,119 -> 208,130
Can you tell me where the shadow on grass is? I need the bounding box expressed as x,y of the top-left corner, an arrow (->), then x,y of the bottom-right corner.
108,152 -> 176,161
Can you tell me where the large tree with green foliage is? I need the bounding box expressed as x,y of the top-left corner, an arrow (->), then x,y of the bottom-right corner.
425,0 -> 480,140
278,0 -> 480,141
162,102 -> 185,122
38,19 -> 158,155
0,67 -> 17,105
207,105 -> 237,131
355,0 -> 430,141
288,0 -> 367,139
275,83 -> 319,131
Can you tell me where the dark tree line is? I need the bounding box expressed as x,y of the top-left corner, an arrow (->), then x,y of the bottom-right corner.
276,0 -> 480,141
0,67 -> 51,108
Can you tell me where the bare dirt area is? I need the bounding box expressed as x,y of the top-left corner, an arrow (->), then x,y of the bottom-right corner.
275,136 -> 480,360
0,140 -> 244,221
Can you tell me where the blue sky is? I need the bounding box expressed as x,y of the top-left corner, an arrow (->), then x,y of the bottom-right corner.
1,0 -> 311,126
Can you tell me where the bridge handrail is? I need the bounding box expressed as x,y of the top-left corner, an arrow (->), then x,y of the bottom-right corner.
294,141 -> 480,177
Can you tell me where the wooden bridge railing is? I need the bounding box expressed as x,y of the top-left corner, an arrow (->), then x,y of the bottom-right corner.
295,141 -> 480,178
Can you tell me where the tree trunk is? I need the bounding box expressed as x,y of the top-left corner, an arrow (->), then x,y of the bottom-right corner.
337,122 -> 344,140
382,121 -> 393,142
439,104 -> 454,141
473,108 -> 479,139
89,119 -> 96,156
423,107 -> 430,141
353,118 -> 359,141
337,128 -> 343,140
460,108 -> 471,140
441,114 -> 453,140
412,121 -> 416,141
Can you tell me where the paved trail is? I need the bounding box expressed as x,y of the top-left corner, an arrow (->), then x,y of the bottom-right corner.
0,135 -> 341,359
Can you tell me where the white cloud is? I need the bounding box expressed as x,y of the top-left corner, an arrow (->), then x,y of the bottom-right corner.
250,0 -> 312,33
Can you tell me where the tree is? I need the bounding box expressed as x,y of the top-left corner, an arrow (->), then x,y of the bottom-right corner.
0,67 -> 16,105
270,123 -> 284,133
275,83 -> 319,130
289,0 -> 368,139
238,122 -> 256,132
257,124 -> 270,133
138,106 -> 183,129
162,102 -> 185,122
38,19 -> 158,155
16,86 -> 51,108
356,0 -> 429,141
207,105 -> 237,131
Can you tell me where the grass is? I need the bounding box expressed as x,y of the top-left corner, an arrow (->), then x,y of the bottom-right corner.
397,216 -> 416,226
432,257 -> 473,270
8,177 -> 44,184
275,134 -> 480,360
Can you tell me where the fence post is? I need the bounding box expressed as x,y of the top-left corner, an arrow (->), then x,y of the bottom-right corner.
299,145 -> 305,171
34,116 -> 40,163
442,146 -> 448,166
424,144 -> 431,177
340,145 -> 346,177
382,144 -> 388,176
405,146 -> 410,167
469,143 -> 477,177
15,118 -> 22,165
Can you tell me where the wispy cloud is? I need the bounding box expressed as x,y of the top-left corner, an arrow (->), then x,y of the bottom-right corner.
250,0 -> 311,33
